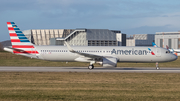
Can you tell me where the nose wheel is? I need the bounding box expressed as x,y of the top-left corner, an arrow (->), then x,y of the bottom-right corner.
156,62 -> 160,70
88,65 -> 94,70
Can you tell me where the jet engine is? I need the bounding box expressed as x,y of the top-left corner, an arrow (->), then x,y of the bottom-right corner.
97,57 -> 117,67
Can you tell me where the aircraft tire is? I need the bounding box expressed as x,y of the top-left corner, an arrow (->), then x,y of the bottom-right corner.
88,65 -> 94,70
92,65 -> 94,69
156,67 -> 160,70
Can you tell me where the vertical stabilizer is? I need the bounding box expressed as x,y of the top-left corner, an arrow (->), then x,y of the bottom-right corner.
152,42 -> 158,47
7,22 -> 39,54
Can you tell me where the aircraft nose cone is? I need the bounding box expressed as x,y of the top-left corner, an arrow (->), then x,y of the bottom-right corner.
171,54 -> 178,61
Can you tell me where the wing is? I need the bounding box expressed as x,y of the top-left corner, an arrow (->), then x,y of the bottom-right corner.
64,41 -> 113,59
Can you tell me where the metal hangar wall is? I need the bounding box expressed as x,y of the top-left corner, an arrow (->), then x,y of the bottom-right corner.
23,29 -> 126,46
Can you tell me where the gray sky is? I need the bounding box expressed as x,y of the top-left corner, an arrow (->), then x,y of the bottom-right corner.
1,0 -> 180,42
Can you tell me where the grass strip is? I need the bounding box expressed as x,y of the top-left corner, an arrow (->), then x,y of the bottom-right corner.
0,72 -> 180,101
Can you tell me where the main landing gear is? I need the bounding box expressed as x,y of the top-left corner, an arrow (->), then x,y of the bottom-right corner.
88,64 -> 94,70
156,62 -> 160,70
88,65 -> 94,70
88,61 -> 95,70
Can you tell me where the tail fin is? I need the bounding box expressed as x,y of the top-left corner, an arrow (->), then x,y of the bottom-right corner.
7,22 -> 38,54
171,48 -> 178,56
152,42 -> 158,47
166,45 -> 169,50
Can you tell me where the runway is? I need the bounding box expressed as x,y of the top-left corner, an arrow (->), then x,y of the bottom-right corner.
0,67 -> 180,73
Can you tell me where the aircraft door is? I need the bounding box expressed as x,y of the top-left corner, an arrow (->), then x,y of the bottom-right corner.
156,48 -> 161,57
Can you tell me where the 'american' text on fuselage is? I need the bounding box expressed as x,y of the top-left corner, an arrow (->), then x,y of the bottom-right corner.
111,49 -> 148,55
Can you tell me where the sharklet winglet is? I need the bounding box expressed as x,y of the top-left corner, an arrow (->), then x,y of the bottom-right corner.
64,41 -> 75,52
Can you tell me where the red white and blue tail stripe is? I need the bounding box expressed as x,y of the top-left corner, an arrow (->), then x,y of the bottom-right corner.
7,22 -> 39,54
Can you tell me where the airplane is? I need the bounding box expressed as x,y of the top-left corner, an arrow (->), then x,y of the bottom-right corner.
4,22 -> 177,70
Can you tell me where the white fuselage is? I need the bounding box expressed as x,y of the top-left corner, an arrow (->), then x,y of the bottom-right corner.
31,46 -> 177,63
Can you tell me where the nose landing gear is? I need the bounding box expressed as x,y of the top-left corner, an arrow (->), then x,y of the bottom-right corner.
156,62 -> 160,70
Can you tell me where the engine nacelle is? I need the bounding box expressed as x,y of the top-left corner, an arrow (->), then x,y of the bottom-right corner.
102,58 -> 117,67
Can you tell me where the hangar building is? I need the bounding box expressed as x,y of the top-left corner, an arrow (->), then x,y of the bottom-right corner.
155,32 -> 180,49
126,34 -> 155,46
23,29 -> 126,46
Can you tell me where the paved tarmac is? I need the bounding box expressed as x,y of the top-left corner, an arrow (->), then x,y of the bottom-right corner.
0,67 -> 180,73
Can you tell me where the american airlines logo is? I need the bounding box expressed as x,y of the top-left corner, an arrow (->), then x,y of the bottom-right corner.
111,48 -> 153,55
148,48 -> 155,55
